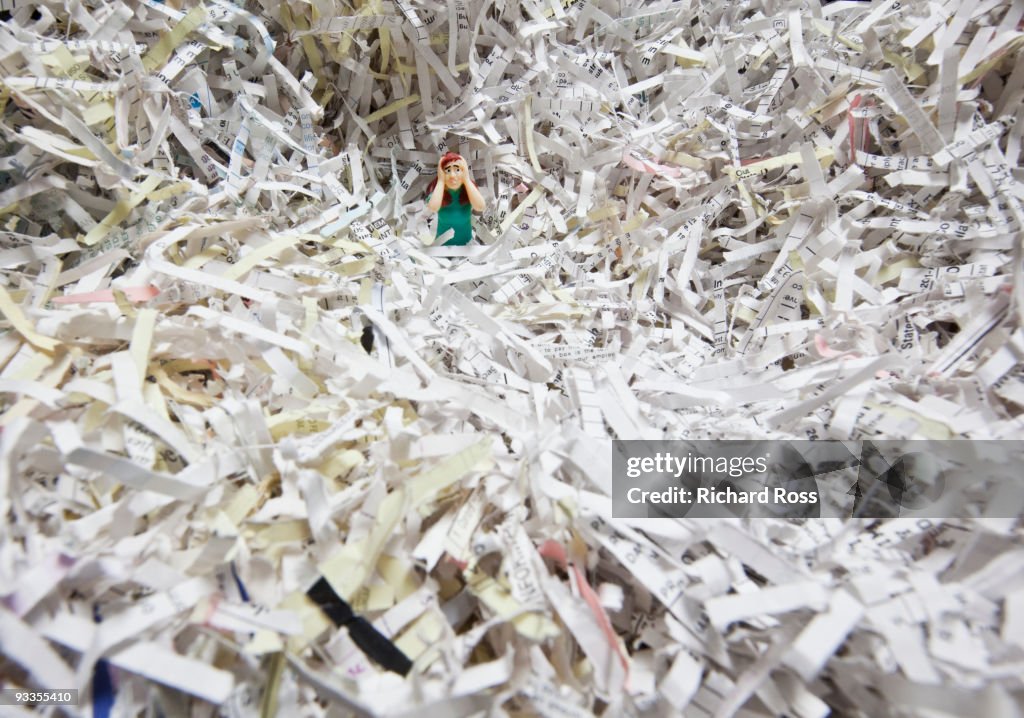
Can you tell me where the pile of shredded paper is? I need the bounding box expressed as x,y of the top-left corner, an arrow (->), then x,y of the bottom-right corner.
2,0 -> 1024,715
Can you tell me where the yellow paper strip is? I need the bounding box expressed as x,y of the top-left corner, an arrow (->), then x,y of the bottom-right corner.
142,6 -> 208,73
222,234 -> 306,281
0,286 -> 59,353
362,94 -> 421,125
130,308 -> 157,388
727,146 -> 835,181
80,175 -> 161,247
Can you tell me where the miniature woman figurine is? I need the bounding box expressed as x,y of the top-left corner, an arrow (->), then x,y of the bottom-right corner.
426,152 -> 486,246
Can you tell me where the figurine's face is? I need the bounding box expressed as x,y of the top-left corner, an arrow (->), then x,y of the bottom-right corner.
443,162 -> 464,190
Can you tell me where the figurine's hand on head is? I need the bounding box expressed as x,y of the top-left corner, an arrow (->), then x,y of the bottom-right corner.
437,157 -> 445,181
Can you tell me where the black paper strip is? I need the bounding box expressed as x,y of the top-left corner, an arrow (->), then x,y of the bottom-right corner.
306,577 -> 413,676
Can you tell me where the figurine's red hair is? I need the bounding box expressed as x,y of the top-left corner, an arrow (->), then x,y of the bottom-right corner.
427,152 -> 470,206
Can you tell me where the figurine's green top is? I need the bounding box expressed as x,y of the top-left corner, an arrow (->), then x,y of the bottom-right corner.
426,152 -> 486,246
435,188 -> 473,245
